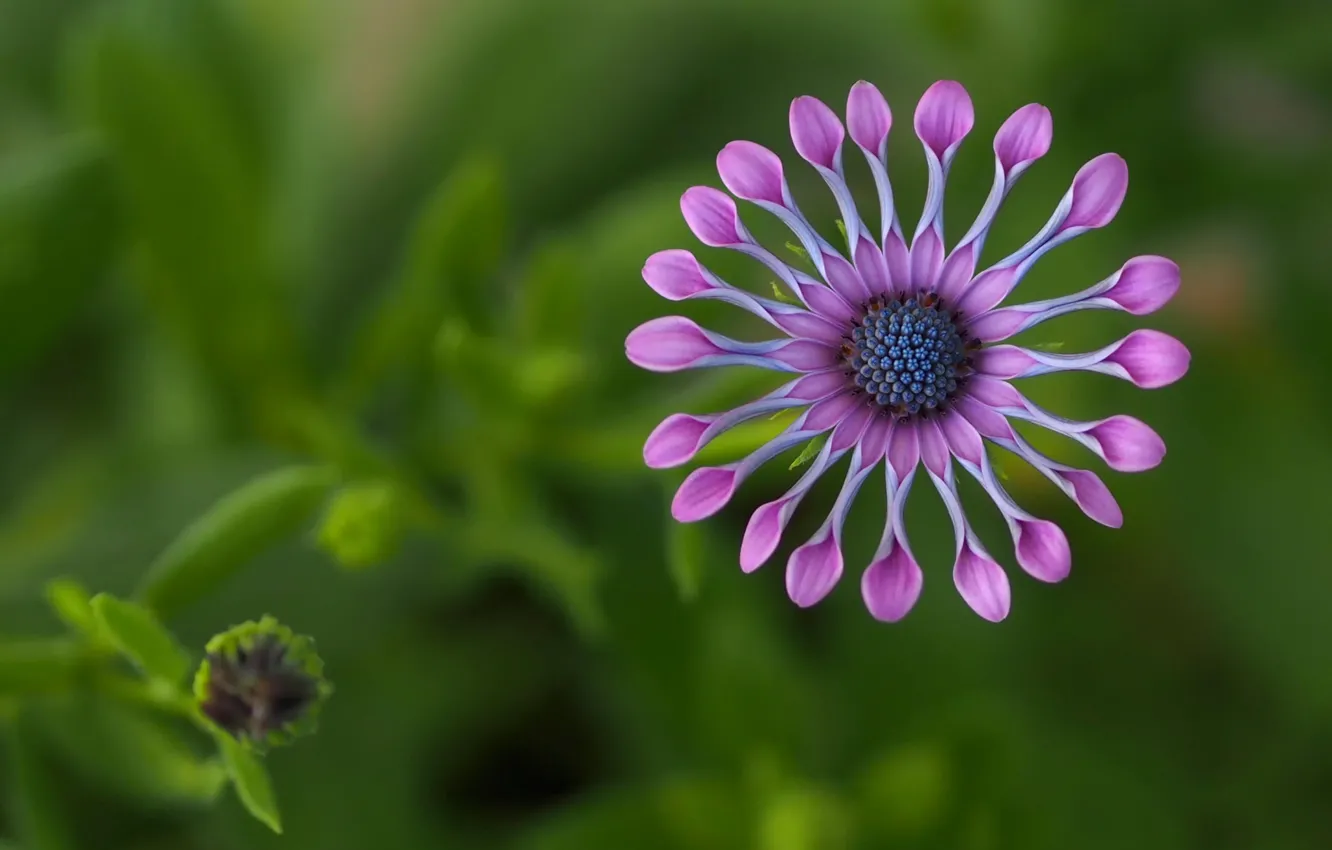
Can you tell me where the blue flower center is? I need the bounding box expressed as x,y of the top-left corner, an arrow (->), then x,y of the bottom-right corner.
842,295 -> 971,417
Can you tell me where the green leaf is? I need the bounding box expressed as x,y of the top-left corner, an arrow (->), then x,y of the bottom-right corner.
74,9 -> 303,417
337,157 -> 506,408
519,240 -> 584,345
6,710 -> 76,850
666,516 -> 706,602
0,136 -> 118,382
90,594 -> 191,685
857,743 -> 951,839
0,639 -> 85,695
217,732 -> 282,834
44,578 -> 98,638
789,434 -> 827,470
28,693 -> 227,807
136,465 -> 337,615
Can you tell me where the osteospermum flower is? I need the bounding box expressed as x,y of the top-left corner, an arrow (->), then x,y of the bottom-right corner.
625,80 -> 1190,622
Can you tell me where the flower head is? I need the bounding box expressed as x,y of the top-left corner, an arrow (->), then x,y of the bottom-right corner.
194,616 -> 332,749
627,80 -> 1189,622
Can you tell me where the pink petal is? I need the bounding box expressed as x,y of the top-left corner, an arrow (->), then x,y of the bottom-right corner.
1106,330 -> 1191,388
964,309 -> 1028,342
770,340 -> 839,371
823,252 -> 871,303
770,310 -> 846,345
671,467 -> 739,522
955,398 -> 1016,442
854,237 -> 891,296
909,227 -> 945,292
887,421 -> 920,480
966,375 -> 1024,409
938,409 -> 985,467
790,96 -> 845,169
934,242 -> 978,305
861,547 -> 923,622
953,547 -> 1011,622
717,141 -> 786,205
642,249 -> 712,300
626,316 -> 720,371
1061,468 -> 1123,528
805,392 -> 862,430
1105,256 -> 1180,315
644,414 -> 713,469
681,186 -> 742,246
1088,416 -> 1166,472
913,80 -> 975,158
1014,519 -> 1071,583
1062,153 -> 1128,231
917,420 -> 951,477
974,346 -> 1038,380
796,279 -> 857,324
741,500 -> 794,573
789,370 -> 858,401
993,104 -> 1053,174
846,81 -> 892,155
955,266 -> 1017,318
786,533 -> 843,607
883,231 -> 911,292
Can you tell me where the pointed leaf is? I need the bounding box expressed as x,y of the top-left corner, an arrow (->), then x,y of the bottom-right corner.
44,578 -> 98,638
91,594 -> 191,685
217,733 -> 282,834
135,465 -> 337,616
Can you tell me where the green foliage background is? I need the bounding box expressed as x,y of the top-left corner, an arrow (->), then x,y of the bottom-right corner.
2,0 -> 1331,847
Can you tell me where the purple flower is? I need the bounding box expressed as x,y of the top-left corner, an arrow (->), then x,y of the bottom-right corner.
626,81 -> 1189,622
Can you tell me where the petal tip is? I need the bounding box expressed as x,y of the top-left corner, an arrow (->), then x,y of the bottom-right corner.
717,141 -> 786,205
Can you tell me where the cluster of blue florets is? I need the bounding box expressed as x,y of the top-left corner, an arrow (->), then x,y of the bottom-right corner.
845,296 -> 970,417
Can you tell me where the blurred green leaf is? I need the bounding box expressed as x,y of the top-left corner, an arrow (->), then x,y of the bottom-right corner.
337,156 -> 505,409
28,693 -> 227,807
0,639 -> 84,695
757,784 -> 852,850
5,709 -> 76,850
857,742 -> 951,840
666,513 -> 706,603
217,732 -> 282,834
44,579 -> 98,639
518,240 -> 584,345
90,594 -> 190,685
73,3 -> 301,417
0,135 -> 118,381
136,465 -> 337,616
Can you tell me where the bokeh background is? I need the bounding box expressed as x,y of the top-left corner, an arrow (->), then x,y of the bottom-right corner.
2,0 -> 1331,848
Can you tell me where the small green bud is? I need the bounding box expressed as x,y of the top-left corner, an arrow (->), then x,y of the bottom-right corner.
193,617 -> 332,751
784,241 -> 807,259
834,219 -> 847,240
316,481 -> 405,571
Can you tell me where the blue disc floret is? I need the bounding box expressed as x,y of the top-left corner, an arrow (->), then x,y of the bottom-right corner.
841,294 -> 976,418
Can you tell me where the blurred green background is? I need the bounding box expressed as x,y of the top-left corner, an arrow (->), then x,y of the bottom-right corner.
2,0 -> 1331,848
